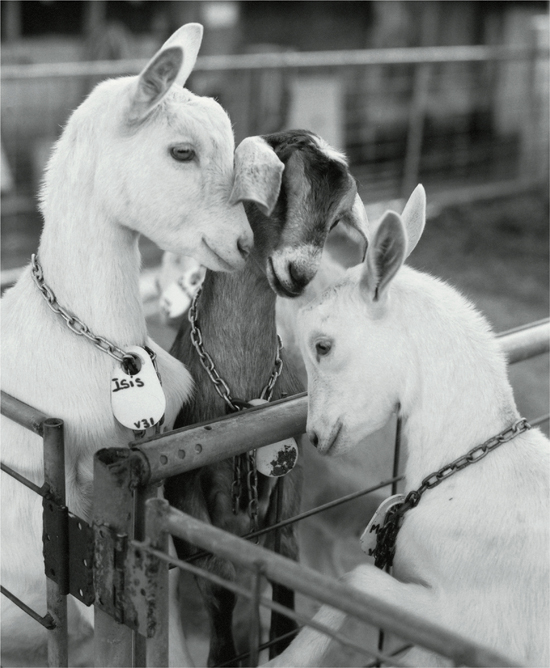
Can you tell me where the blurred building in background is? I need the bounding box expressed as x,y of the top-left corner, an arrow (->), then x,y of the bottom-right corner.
1,1 -> 549,209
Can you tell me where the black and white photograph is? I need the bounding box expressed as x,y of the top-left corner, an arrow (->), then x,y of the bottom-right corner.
1,2 -> 549,666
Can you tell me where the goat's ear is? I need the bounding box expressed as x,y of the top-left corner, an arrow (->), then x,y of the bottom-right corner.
401,184 -> 426,257
128,23 -> 203,123
129,46 -> 183,123
340,192 -> 371,260
360,211 -> 407,303
230,137 -> 284,216
158,23 -> 203,87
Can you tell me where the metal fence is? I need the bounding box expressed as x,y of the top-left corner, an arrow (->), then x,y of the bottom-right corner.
1,318 -> 548,667
2,42 -> 548,214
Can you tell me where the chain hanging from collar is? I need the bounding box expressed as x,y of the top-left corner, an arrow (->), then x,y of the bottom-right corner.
371,417 -> 531,570
30,254 -> 164,437
188,288 -> 284,534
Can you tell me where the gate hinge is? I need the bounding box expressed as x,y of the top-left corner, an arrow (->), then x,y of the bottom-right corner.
43,495 -> 95,605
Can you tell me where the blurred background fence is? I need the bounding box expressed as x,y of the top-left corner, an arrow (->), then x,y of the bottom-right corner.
2,32 -> 548,217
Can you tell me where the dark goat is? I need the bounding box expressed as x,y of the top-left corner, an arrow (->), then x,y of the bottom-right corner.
166,130 -> 369,667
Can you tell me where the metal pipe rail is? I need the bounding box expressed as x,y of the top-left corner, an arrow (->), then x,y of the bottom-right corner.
0,392 -> 68,667
131,319 -> 549,483
143,499 -> 518,668
1,44 -> 543,81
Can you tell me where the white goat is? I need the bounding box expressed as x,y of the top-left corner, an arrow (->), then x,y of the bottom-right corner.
268,185 -> 549,667
1,23 -> 277,666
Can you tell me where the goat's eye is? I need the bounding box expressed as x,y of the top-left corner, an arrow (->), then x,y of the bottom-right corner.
329,219 -> 340,232
315,340 -> 332,358
170,146 -> 196,162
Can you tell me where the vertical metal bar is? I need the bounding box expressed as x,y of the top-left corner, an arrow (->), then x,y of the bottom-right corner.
43,418 -> 68,668
144,499 -> 170,668
249,562 -> 264,668
133,483 -> 160,667
269,478 -> 285,657
93,449 -> 141,668
376,415 -> 403,665
402,62 -> 432,197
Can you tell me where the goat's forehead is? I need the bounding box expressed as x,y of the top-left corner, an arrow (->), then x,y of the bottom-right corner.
164,88 -> 233,142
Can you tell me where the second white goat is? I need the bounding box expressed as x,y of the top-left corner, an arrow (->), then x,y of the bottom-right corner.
269,185 -> 549,667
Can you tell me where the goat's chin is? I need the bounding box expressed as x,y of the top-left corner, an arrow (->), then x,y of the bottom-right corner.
266,258 -> 303,298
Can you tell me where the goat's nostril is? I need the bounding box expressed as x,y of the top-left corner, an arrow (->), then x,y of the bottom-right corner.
288,262 -> 303,285
237,236 -> 252,259
308,431 -> 319,448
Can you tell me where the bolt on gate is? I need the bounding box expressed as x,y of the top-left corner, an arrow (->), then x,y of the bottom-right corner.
1,318 -> 549,667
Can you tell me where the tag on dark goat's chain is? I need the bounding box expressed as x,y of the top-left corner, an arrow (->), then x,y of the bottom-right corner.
111,345 -> 166,431
248,399 -> 299,476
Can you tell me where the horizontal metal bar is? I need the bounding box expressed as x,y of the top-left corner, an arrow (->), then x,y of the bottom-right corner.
499,320 -> 549,364
0,585 -> 56,630
0,461 -> 47,496
531,414 -> 550,427
135,541 -> 402,667
497,318 -> 550,339
1,390 -> 52,435
133,310 -> 547,483
183,474 -> 402,566
159,503 -> 517,667
242,475 -> 402,543
1,45 -> 544,80
132,393 -> 307,483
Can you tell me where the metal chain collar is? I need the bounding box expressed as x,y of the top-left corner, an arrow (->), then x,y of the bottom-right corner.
188,287 -> 284,534
31,254 -> 141,374
30,254 -> 164,436
188,288 -> 284,411
371,417 -> 531,570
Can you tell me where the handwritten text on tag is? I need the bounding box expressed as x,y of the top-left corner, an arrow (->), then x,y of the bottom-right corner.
111,345 -> 166,430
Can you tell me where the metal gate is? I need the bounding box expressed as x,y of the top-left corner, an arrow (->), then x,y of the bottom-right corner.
1,318 -> 549,667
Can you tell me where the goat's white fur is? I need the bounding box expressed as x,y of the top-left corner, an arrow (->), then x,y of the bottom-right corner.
0,23 -> 259,666
268,185 -> 549,667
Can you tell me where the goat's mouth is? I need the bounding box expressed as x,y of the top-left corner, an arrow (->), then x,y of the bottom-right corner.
201,240 -> 236,272
266,257 -> 303,298
318,421 -> 343,456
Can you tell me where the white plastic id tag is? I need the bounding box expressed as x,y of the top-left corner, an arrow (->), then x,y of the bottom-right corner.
360,494 -> 405,555
111,345 -> 166,431
248,399 -> 299,477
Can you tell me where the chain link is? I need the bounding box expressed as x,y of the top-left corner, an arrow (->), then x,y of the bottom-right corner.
188,287 -> 283,533
188,288 -> 284,411
31,254 -> 136,369
371,418 -> 531,570
31,254 -> 165,434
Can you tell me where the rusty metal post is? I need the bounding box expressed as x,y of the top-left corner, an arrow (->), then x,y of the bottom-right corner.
249,562 -> 265,667
43,417 -> 68,668
142,498 -> 170,668
133,482 -> 161,667
93,448 -> 145,668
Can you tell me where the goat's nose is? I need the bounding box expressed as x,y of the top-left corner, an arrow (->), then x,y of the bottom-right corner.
237,235 -> 252,259
288,262 -> 312,291
308,431 -> 319,448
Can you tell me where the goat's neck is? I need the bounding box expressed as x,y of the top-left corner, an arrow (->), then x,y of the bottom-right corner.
195,261 -> 280,400
398,310 -> 519,491
37,207 -> 147,347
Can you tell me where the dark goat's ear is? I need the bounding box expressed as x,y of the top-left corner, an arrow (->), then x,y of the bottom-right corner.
230,136 -> 284,216
340,193 -> 371,260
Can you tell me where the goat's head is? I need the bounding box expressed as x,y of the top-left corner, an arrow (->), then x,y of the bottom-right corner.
297,185 -> 426,456
41,24 -> 282,272
232,130 -> 370,298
